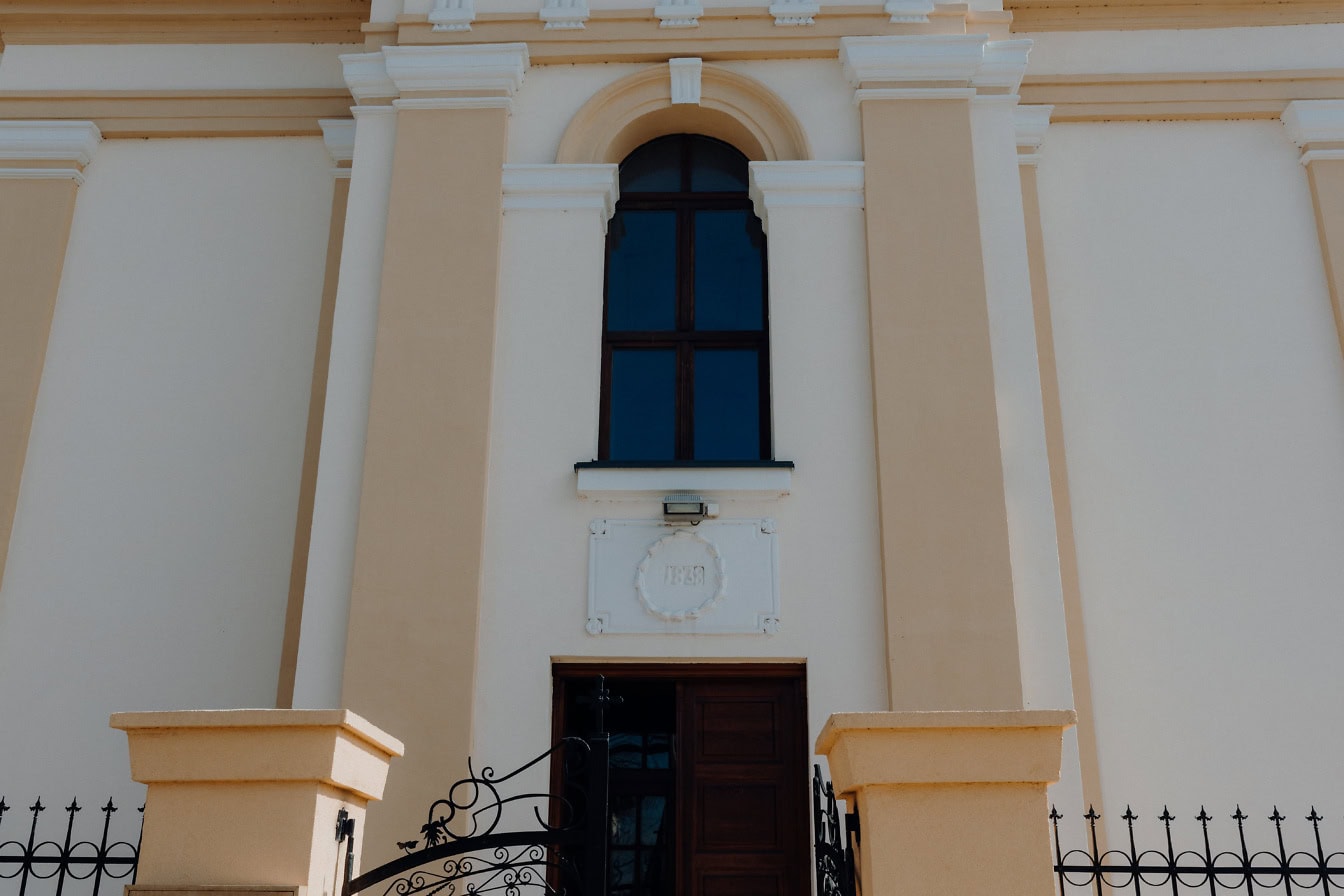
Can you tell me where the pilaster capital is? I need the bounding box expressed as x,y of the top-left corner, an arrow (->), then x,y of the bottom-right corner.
0,120 -> 102,183
748,161 -> 864,233
1283,100 -> 1344,164
341,44 -> 531,110
501,163 -> 620,228
839,35 -> 1032,101
320,119 -> 356,176
1013,104 -> 1054,166
383,43 -> 529,97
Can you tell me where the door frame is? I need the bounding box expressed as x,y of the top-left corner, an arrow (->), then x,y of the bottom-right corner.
551,662 -> 810,896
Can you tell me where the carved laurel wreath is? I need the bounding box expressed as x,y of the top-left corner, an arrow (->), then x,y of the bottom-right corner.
634,528 -> 728,622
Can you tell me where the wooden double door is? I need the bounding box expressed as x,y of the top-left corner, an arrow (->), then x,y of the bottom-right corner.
553,665 -> 810,896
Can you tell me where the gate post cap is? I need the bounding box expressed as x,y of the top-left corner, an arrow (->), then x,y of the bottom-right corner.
816,709 -> 1076,796
111,708 -> 404,800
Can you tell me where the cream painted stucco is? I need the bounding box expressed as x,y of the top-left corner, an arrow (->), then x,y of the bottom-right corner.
0,44 -> 357,92
1037,120 -> 1344,823
0,137 -> 335,804
1023,23 -> 1344,76
473,178 -> 889,774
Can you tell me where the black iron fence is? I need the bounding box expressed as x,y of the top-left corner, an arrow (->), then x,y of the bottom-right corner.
0,797 -> 141,896
812,765 -> 859,896
1052,804 -> 1344,895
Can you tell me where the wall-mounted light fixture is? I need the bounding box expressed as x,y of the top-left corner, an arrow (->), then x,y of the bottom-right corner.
663,494 -> 719,524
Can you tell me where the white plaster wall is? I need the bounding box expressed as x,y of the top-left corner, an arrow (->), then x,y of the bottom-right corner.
477,99 -> 885,772
1037,120 -> 1344,840
0,137 -> 334,805
0,43 -> 355,91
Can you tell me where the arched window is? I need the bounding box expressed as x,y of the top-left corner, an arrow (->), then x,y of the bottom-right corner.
600,134 -> 770,462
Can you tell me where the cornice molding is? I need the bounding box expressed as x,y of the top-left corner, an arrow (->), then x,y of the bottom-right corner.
1005,0 -> 1344,32
1021,69 -> 1344,122
0,0 -> 370,47
386,6 -> 1015,64
381,43 -> 529,97
840,34 -> 988,85
748,160 -> 864,232
0,120 -> 100,166
501,163 -> 620,226
1282,99 -> 1344,147
319,118 -> 355,166
840,34 -> 1032,97
341,52 -> 397,104
1013,104 -> 1053,165
975,39 -> 1032,93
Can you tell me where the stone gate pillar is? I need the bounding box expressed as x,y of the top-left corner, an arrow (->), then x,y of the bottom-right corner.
817,710 -> 1075,896
113,709 -> 402,896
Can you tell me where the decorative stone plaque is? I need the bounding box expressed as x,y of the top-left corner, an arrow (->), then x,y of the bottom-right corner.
587,519 -> 780,635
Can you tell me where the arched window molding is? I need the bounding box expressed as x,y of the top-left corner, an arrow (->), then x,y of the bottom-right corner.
556,63 -> 811,166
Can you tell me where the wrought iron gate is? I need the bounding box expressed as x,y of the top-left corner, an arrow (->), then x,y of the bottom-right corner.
341,733 -> 609,896
812,765 -> 859,896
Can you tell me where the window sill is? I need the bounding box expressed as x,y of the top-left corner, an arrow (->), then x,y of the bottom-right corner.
574,461 -> 794,501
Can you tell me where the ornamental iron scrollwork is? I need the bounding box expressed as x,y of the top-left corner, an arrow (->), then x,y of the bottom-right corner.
813,765 -> 859,896
342,681 -> 613,896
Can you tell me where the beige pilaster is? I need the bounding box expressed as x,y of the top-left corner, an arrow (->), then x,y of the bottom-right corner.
277,120 -> 355,709
340,43 -> 528,864
1283,101 -> 1344,364
817,710 -> 1075,896
839,36 -> 1027,711
0,121 -> 100,591
112,710 -> 402,892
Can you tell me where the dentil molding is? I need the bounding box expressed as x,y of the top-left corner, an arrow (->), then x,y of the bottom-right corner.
840,34 -> 1032,96
654,0 -> 704,28
429,0 -> 475,32
540,0 -> 590,29
769,0 -> 821,25
1013,104 -> 1054,166
748,161 -> 865,232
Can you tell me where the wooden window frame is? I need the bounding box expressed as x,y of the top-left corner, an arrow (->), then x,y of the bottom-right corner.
599,134 -> 771,463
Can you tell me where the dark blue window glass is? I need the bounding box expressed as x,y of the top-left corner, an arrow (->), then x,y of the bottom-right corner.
693,210 -> 764,331
609,350 -> 677,460
601,135 -> 770,462
689,137 -> 749,192
607,211 -> 677,331
620,138 -> 682,192
693,350 -> 761,460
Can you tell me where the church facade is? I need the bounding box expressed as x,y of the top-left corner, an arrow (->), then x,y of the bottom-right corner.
2,0 -> 1344,880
